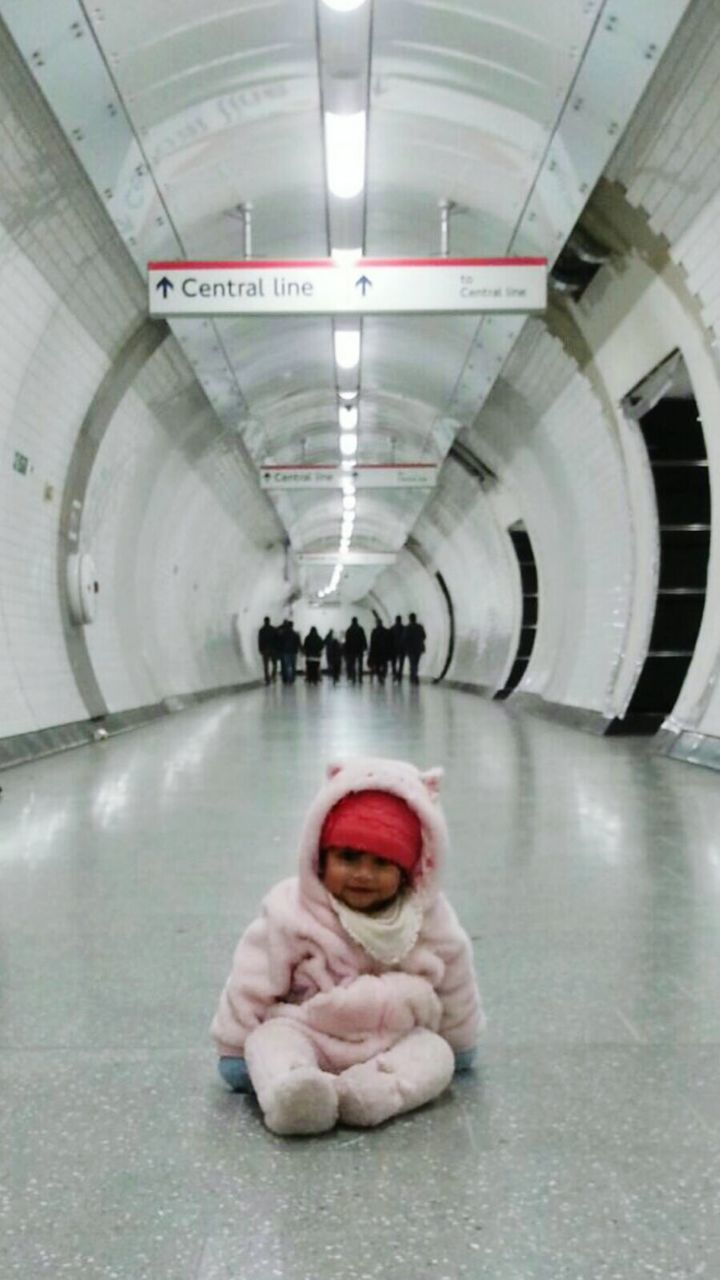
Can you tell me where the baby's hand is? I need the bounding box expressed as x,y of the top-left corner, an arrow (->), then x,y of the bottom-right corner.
304,973 -> 442,1037
378,972 -> 442,1032
304,976 -> 387,1034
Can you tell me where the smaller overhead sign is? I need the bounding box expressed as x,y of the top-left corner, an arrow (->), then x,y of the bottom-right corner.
297,551 -> 397,566
260,464 -> 438,490
148,258 -> 547,317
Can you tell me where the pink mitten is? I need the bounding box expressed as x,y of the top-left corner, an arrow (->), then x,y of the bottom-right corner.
304,975 -> 387,1035
377,972 -> 442,1032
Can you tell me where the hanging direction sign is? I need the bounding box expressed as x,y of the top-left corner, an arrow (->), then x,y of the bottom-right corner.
259,464 -> 439,490
297,551 -> 397,566
148,258 -> 547,317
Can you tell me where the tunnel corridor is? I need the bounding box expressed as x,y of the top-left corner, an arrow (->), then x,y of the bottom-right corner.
3,1 -> 720,1275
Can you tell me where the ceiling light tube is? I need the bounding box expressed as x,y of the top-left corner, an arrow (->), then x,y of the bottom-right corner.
341,477 -> 355,495
339,404 -> 358,431
334,328 -> 360,370
331,247 -> 363,265
343,495 -> 356,512
338,389 -> 358,401
325,111 -> 366,199
322,0 -> 367,11
339,432 -> 358,457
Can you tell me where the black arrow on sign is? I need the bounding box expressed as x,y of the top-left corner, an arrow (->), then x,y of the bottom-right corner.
156,276 -> 174,298
355,275 -> 373,296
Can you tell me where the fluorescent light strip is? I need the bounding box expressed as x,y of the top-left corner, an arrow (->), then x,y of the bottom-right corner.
322,0 -> 367,10
325,112 -> 366,199
339,404 -> 358,431
334,328 -> 360,370
331,247 -> 363,265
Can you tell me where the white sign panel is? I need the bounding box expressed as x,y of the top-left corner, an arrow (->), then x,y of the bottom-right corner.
149,258 -> 546,317
259,464 -> 438,489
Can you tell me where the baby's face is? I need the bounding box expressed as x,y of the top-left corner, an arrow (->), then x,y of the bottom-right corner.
321,847 -> 402,912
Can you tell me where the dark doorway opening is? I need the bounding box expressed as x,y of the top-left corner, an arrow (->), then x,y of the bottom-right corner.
607,352 -> 711,735
495,524 -> 539,700
433,570 -> 455,684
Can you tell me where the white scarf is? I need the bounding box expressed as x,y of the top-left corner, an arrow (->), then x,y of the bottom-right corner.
330,890 -> 424,965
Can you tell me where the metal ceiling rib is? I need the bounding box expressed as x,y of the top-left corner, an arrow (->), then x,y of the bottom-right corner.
0,0 -> 695,602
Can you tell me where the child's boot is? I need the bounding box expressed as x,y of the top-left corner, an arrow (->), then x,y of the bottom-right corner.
262,1065 -> 338,1136
245,1021 -> 338,1136
337,1028 -> 454,1127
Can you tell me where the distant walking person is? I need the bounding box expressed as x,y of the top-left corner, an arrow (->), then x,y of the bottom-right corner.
279,620 -> 301,685
405,613 -> 426,685
258,616 -> 277,685
369,621 -> 391,684
390,615 -> 407,683
303,626 -> 324,685
325,630 -> 342,685
292,624 -> 302,678
270,622 -> 282,677
344,617 -> 368,685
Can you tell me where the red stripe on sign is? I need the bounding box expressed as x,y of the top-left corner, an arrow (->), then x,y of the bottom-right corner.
148,258 -> 547,271
360,257 -> 547,267
148,260 -> 338,270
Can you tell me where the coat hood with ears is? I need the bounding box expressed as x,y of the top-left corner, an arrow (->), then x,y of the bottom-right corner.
297,756 -> 448,909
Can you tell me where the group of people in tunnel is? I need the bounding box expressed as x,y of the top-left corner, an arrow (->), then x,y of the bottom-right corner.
257,614 -> 427,687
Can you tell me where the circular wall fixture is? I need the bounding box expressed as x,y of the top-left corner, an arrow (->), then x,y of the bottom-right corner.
66,552 -> 98,625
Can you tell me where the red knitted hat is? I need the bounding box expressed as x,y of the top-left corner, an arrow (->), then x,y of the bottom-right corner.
320,789 -> 422,875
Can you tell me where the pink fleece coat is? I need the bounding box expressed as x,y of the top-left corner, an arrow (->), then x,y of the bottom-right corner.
211,757 -> 484,1072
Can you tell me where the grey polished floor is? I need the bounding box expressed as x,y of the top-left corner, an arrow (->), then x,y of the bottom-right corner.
1,682 -> 719,1279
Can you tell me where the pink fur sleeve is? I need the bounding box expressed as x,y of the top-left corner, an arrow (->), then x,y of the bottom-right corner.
431,908 -> 485,1051
210,908 -> 295,1055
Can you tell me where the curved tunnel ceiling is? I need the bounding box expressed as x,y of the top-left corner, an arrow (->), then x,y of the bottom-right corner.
1,0 -> 691,603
